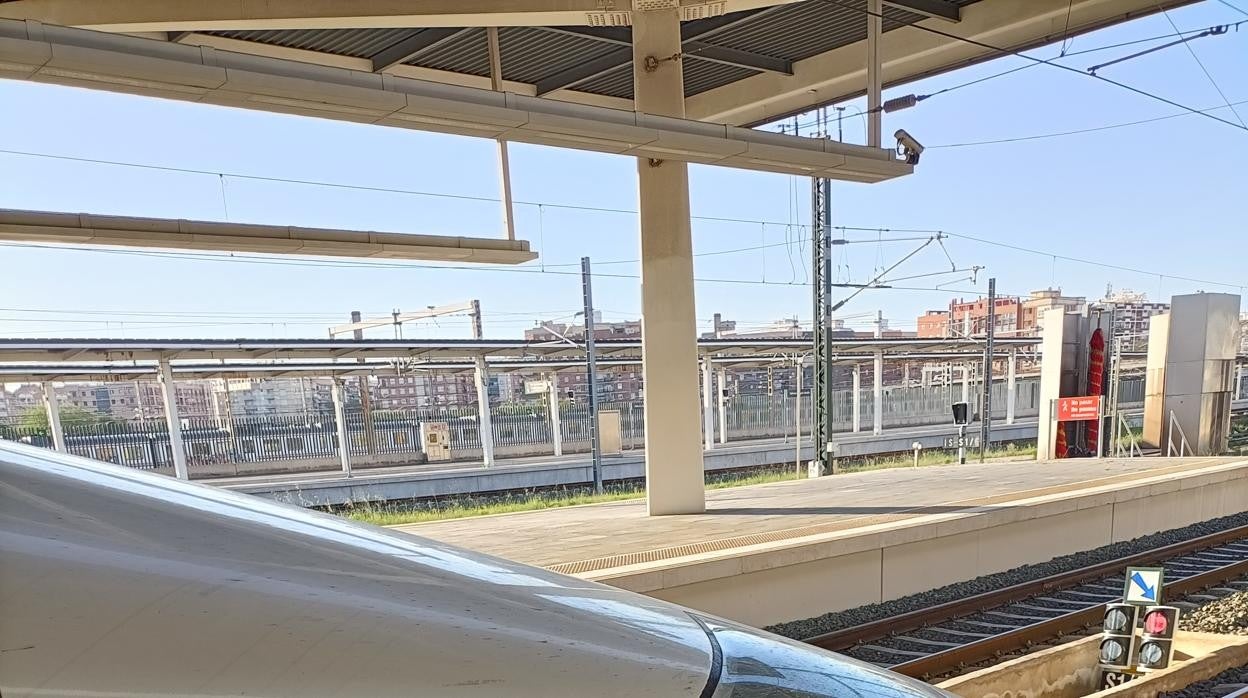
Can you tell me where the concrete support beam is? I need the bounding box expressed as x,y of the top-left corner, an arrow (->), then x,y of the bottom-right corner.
330,377 -> 352,477
852,364 -> 862,433
865,0 -> 882,148
40,382 -> 66,453
717,368 -> 728,445
872,350 -> 883,436
487,26 -> 517,242
157,358 -> 188,480
474,358 -> 496,467
548,372 -> 563,457
635,5 -> 705,516
0,0 -> 810,31
1006,348 -> 1017,425
702,359 -> 715,452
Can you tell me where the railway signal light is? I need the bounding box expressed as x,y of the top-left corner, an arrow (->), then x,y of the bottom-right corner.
1099,603 -> 1138,669
951,401 -> 969,425
1137,606 -> 1180,671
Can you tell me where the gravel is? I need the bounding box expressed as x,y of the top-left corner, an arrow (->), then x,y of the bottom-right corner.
767,511 -> 1248,640
1162,593 -> 1248,697
1180,590 -> 1248,635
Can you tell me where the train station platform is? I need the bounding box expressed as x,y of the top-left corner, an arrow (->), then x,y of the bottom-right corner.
396,456 -> 1248,628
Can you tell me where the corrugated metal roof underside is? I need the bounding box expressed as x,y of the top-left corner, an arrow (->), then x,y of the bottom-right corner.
200,0 -> 984,100
210,27 -> 420,59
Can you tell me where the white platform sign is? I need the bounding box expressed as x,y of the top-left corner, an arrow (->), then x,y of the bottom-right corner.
1122,566 -> 1164,605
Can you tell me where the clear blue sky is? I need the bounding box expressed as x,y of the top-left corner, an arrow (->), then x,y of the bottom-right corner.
0,1 -> 1244,340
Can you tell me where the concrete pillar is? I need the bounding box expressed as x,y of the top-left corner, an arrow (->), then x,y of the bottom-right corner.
474,359 -> 495,467
1006,348 -> 1018,425
1037,307 -> 1074,461
157,359 -> 188,480
1236,364 -> 1244,401
852,364 -> 862,433
960,364 -> 971,405
547,372 -> 563,457
866,0 -> 882,148
701,359 -> 714,451
40,382 -> 66,453
634,6 -> 704,515
331,377 -> 352,477
873,351 -> 883,435
717,368 -> 728,444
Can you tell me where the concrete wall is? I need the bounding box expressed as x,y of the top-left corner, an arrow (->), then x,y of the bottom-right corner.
610,459 -> 1248,628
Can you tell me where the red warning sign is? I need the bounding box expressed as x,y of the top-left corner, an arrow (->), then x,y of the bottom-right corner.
1057,395 -> 1102,422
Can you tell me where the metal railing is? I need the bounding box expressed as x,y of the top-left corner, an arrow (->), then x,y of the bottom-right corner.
0,376 -> 1061,477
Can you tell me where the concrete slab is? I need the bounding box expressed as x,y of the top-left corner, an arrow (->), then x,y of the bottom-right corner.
394,457 -> 1248,627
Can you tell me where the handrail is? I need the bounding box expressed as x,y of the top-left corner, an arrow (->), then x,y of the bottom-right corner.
1167,410 -> 1192,457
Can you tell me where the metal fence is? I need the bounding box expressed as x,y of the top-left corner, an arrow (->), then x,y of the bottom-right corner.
6,375 -> 1162,477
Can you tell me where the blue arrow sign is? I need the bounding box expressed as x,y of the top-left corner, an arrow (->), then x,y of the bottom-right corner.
1131,571 -> 1157,601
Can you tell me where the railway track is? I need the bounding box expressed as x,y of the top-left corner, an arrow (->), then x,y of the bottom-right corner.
804,524 -> 1248,680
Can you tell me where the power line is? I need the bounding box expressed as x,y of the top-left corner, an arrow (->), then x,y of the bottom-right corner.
929,97 -> 1248,148
1219,0 -> 1248,18
818,0 -> 1248,133
1156,5 -> 1246,128
784,23 -> 1244,133
0,147 -> 802,231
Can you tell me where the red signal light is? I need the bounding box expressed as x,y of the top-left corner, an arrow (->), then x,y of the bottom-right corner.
1144,610 -> 1169,635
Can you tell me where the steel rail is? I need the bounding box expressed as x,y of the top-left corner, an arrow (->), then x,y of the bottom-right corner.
804,523 -> 1248,678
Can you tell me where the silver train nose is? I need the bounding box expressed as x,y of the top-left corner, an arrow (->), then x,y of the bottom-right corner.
691,614 -> 953,697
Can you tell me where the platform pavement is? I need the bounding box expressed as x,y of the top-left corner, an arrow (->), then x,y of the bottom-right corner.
395,456 -> 1248,627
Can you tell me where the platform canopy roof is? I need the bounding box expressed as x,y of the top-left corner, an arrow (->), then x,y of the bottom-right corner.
0,336 -> 1041,366
0,0 -> 1195,129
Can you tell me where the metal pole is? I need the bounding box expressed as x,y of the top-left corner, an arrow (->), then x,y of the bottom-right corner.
701,359 -> 714,452
795,354 -> 803,476
581,257 -> 603,495
980,277 -> 996,462
1006,348 -> 1018,425
157,359 -> 188,480
852,364 -> 861,433
872,351 -> 883,436
470,300 -> 495,468
958,423 -> 967,465
717,368 -> 728,445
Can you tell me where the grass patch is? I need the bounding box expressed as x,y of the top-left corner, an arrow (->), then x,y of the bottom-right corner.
837,441 -> 1036,473
342,440 -> 1036,526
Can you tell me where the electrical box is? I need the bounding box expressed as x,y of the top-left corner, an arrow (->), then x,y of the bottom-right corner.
951,401 -> 970,425
420,421 -> 451,462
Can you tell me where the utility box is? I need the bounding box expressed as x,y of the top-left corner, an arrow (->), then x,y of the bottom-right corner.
599,410 -> 622,456
420,421 -> 451,462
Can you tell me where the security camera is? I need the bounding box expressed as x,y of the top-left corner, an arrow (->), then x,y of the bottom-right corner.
894,129 -> 924,165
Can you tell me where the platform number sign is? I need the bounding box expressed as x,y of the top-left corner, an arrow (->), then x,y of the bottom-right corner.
1122,567 -> 1164,606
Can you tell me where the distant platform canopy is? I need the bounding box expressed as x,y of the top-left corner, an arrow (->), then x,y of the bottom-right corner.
0,209 -> 537,263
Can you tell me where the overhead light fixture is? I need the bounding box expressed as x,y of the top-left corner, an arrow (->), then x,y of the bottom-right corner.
0,19 -> 913,183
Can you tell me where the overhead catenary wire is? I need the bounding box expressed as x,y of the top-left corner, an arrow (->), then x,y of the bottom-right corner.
1155,5 -> 1246,128
782,22 -> 1246,134
817,0 -> 1248,133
